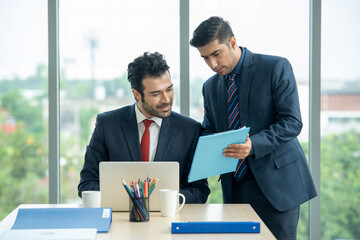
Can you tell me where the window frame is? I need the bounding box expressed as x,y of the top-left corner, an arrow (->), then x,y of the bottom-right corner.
48,1 -> 321,239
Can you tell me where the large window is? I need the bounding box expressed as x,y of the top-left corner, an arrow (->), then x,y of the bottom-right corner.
320,0 -> 360,239
189,1 -> 310,239
0,0 -> 48,220
2,1 -> 360,239
59,0 -> 180,203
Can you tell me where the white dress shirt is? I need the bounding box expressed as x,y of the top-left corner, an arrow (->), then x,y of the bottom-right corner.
135,104 -> 162,161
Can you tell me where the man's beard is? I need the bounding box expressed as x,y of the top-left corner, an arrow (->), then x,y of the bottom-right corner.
141,100 -> 172,119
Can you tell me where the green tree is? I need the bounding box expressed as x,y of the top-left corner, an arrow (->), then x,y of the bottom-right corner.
0,89 -> 43,134
103,73 -> 131,98
190,78 -> 204,108
0,75 -> 48,220
321,131 -> 360,239
0,63 -> 47,95
79,107 -> 99,147
296,142 -> 310,240
206,175 -> 223,203
63,80 -> 93,99
0,123 -> 47,220
60,131 -> 86,203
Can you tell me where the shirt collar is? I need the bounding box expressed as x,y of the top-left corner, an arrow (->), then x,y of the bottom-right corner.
231,47 -> 245,76
135,103 -> 162,127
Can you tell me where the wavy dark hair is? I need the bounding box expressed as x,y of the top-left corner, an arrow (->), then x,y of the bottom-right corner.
127,51 -> 170,100
190,16 -> 234,48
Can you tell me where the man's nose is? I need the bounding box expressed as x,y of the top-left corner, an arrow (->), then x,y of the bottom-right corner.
160,92 -> 170,103
208,58 -> 218,69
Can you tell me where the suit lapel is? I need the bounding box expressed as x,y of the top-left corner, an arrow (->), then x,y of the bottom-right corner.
239,49 -> 253,127
217,75 -> 229,131
121,104 -> 142,161
154,115 -> 174,160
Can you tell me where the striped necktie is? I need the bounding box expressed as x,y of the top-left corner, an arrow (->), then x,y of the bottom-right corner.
226,74 -> 247,181
227,73 -> 240,129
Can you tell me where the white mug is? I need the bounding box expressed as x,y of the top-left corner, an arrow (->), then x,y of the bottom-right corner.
159,189 -> 185,217
82,191 -> 101,208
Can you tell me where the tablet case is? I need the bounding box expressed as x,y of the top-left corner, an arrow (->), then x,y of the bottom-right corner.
188,127 -> 250,182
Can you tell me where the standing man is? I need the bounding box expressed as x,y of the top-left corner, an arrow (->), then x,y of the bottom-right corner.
78,52 -> 210,203
190,16 -> 317,239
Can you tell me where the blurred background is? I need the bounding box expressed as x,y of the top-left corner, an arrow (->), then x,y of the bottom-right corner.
0,1 -> 359,239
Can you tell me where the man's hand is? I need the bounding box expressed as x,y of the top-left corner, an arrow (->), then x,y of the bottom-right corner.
223,135 -> 252,159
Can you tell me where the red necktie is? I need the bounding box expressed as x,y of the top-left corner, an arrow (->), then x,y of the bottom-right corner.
141,119 -> 154,161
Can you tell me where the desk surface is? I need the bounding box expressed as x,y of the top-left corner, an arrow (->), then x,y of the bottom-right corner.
0,204 -> 275,240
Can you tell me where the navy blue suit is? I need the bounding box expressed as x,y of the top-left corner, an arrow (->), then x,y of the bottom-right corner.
202,48 -> 317,238
78,104 -> 210,203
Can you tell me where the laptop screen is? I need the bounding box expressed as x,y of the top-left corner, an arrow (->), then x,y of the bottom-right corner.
99,161 -> 179,211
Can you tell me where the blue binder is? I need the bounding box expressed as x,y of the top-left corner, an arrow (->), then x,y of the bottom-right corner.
11,208 -> 112,233
171,221 -> 260,234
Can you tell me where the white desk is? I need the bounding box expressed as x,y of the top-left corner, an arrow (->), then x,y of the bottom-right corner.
0,204 -> 276,240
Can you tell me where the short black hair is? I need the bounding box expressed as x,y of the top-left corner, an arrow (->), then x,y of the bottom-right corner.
190,16 -> 234,48
127,51 -> 170,100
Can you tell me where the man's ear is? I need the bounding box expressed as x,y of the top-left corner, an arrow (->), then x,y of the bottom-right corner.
132,89 -> 142,102
229,36 -> 237,50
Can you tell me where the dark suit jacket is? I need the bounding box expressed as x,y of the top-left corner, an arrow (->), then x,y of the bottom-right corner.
202,48 -> 317,211
78,104 -> 210,203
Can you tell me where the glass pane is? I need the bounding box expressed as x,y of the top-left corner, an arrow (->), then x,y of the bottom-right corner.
321,1 -> 360,239
0,0 -> 48,219
189,1 -> 310,239
59,0 -> 179,203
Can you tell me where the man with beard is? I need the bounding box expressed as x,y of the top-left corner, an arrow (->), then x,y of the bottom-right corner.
78,52 -> 210,203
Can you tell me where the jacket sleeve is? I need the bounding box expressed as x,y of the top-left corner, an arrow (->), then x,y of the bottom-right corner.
250,58 -> 303,159
78,114 -> 108,197
179,122 -> 211,203
201,82 -> 217,136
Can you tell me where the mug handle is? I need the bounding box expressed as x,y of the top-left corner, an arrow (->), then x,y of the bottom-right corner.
176,193 -> 186,213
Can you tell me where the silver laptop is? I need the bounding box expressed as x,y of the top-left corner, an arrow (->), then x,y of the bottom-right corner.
99,161 -> 179,211
0,229 -> 97,240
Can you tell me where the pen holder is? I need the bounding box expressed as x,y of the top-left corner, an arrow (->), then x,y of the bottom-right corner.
129,197 -> 149,222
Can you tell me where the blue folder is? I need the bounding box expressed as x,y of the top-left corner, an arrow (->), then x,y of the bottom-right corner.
171,221 -> 260,234
188,127 -> 250,182
11,208 -> 112,233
